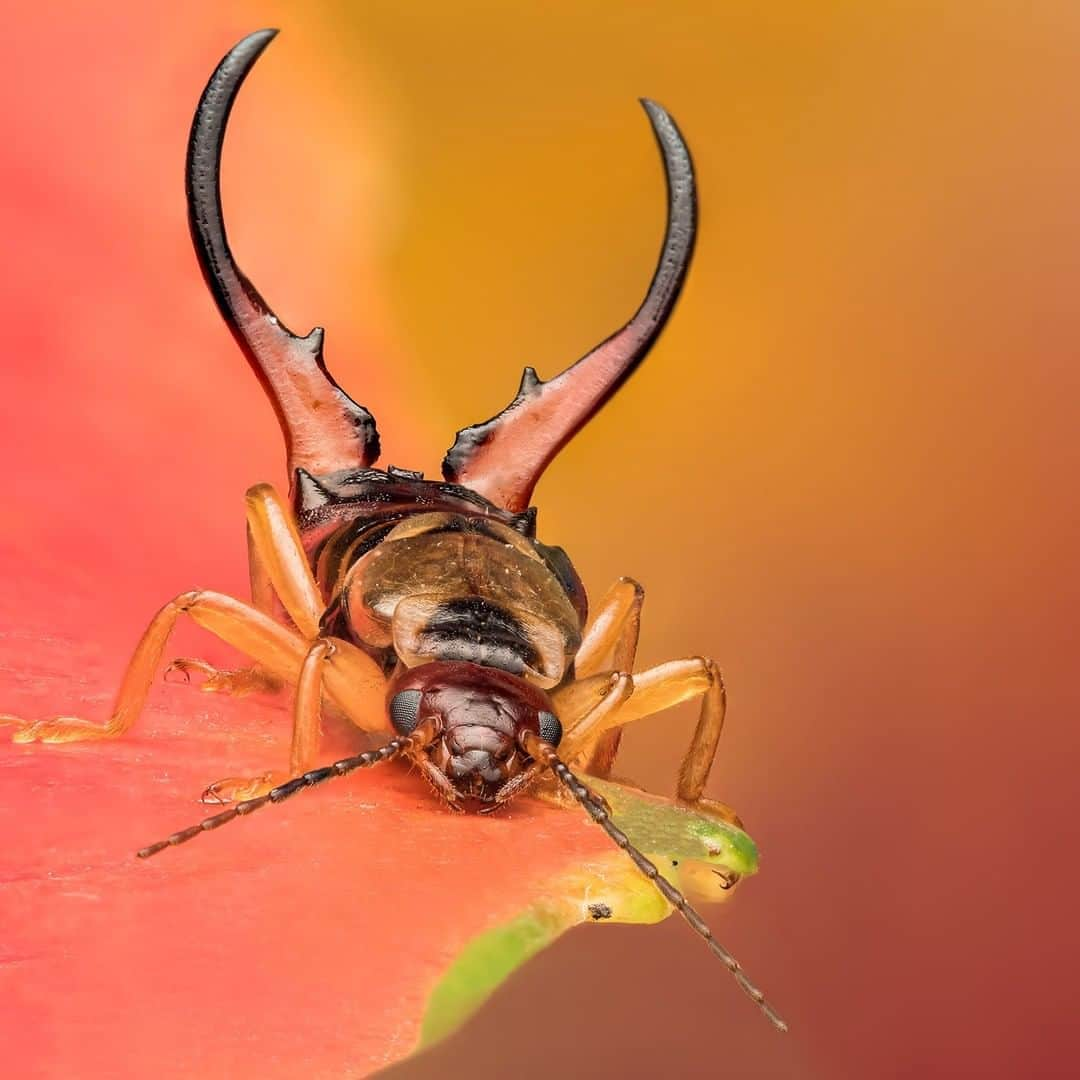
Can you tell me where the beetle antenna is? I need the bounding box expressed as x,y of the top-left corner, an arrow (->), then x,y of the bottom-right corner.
524,734 -> 788,1033
136,727 -> 429,859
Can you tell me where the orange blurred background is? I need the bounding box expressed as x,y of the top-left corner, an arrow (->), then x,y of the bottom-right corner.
3,2 -> 1078,1077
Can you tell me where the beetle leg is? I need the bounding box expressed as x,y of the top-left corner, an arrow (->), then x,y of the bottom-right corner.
558,672 -> 634,750
510,672 -> 633,811
191,630 -> 389,800
669,659 -> 726,805
559,657 -> 738,818
241,483 -> 325,635
186,629 -> 388,803
165,658 -> 283,696
575,577 -> 643,677
551,672 -> 623,728
573,577 -> 644,775
201,639 -> 334,804
5,591 -> 310,744
167,483 -> 323,696
7,591 -> 389,797
563,657 -> 714,764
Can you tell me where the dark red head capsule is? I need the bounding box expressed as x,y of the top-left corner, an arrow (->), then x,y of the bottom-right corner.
388,661 -> 561,804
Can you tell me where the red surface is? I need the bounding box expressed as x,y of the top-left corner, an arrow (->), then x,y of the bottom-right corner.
1,605 -> 610,1077
0,10 -> 609,1077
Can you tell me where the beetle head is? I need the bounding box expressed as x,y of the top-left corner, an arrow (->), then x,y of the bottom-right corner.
387,661 -> 561,802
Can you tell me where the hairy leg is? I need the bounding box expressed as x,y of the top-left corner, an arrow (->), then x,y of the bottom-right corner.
241,483 -> 324,635
562,657 -> 713,761
672,659 -> 726,804
558,673 -> 634,764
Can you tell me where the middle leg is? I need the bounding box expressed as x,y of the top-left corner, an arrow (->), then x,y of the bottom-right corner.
200,634 -> 390,803
559,656 -> 739,823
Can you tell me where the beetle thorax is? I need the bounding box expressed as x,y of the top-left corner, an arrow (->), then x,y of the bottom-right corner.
330,511 -> 583,688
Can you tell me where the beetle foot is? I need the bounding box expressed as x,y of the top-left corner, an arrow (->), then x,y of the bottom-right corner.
200,772 -> 284,804
1,714 -> 114,744
680,795 -> 744,829
529,775 -> 577,810
166,658 -> 283,697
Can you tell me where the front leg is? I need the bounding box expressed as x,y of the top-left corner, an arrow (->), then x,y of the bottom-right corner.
499,672 -> 633,810
673,658 -> 726,805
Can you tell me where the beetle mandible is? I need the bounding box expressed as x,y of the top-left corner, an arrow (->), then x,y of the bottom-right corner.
6,29 -> 786,1031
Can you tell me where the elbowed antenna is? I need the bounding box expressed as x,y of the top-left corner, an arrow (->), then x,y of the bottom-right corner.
188,29 -> 381,490
442,99 -> 697,513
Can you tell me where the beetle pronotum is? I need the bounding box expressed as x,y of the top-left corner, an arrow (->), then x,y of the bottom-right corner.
6,29 -> 786,1032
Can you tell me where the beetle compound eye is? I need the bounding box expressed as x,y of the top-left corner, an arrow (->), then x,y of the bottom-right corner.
389,690 -> 423,735
538,710 -> 562,746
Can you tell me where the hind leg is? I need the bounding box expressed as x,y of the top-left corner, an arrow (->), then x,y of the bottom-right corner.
572,577 -> 643,774
575,577 -> 643,677
168,483 -> 323,695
